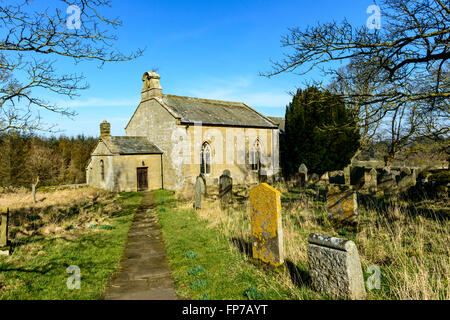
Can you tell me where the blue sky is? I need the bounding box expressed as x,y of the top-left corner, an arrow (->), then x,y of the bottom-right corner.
40,0 -> 376,137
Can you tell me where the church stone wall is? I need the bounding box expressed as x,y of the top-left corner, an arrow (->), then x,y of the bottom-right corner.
181,125 -> 280,188
124,98 -> 280,191
87,141 -> 162,192
125,99 -> 183,190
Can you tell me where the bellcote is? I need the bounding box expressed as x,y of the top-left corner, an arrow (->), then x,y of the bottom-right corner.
141,71 -> 162,100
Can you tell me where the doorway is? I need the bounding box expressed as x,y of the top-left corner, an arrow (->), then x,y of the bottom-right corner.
137,167 -> 148,191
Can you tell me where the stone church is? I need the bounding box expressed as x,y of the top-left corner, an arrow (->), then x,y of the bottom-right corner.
86,72 -> 280,192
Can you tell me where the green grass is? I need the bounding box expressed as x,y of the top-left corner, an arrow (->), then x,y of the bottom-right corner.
153,189 -> 323,300
0,192 -> 142,300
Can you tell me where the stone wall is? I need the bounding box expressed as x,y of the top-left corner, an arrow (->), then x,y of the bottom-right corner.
125,98 -> 280,190
87,140 -> 162,192
126,98 -> 182,190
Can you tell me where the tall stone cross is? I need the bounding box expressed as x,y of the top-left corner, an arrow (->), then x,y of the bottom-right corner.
249,183 -> 284,266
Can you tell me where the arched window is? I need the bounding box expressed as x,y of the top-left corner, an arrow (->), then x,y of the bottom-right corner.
100,160 -> 105,180
250,139 -> 261,171
200,142 -> 211,175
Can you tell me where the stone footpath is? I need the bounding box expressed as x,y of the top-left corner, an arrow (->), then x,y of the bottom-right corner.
102,192 -> 178,300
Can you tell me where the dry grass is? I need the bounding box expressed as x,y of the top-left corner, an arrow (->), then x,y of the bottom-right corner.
0,186 -> 100,210
0,186 -> 122,241
193,184 -> 449,300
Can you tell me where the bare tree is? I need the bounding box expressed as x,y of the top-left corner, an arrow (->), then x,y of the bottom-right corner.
263,0 -> 449,164
0,0 -> 144,132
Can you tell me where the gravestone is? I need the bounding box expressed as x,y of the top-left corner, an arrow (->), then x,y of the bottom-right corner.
309,173 -> 320,184
350,166 -> 365,188
377,168 -> 397,192
343,166 -> 351,184
0,208 -> 10,255
307,233 -> 366,300
249,183 -> 284,266
219,170 -> 233,207
366,168 -> 378,193
327,185 -> 358,224
329,171 -> 346,184
194,176 -> 204,210
397,169 -> 416,191
298,164 -> 308,188
318,172 -> 329,185
198,173 -> 207,196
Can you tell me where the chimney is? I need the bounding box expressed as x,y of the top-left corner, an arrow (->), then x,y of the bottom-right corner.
100,120 -> 111,139
141,71 -> 162,100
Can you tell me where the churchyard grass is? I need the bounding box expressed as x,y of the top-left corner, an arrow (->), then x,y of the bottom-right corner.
158,185 -> 448,300
0,188 -> 142,299
154,189 -> 325,300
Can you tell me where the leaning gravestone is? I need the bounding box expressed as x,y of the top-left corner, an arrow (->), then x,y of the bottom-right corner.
219,170 -> 233,207
249,183 -> 284,266
0,208 -> 10,255
194,176 -> 204,210
198,174 -> 206,196
298,164 -> 308,188
307,233 -> 366,300
327,185 -> 358,224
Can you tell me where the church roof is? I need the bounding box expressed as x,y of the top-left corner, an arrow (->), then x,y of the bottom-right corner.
159,95 -> 278,129
102,136 -> 163,155
267,117 -> 285,132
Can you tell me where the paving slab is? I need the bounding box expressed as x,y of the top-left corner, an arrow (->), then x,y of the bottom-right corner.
102,191 -> 178,300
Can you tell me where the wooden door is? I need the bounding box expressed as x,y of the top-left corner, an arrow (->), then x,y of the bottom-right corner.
137,167 -> 148,191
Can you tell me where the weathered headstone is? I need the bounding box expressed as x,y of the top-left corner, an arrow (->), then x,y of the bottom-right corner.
219,170 -> 233,207
249,183 -> 284,266
397,169 -> 416,191
327,184 -> 358,224
329,171 -> 346,184
318,172 -> 329,185
377,168 -> 397,192
194,176 -> 204,210
297,164 -> 308,188
350,166 -> 365,188
0,208 -> 10,255
366,168 -> 378,193
307,233 -> 366,300
309,173 -> 320,184
198,173 -> 207,196
343,166 -> 351,184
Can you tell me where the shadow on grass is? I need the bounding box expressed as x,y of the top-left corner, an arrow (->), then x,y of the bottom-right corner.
230,237 -> 311,288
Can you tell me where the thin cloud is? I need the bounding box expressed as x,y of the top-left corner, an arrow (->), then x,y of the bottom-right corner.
57,97 -> 139,108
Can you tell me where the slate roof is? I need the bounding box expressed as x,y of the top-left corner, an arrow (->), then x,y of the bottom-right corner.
103,136 -> 162,155
267,117 -> 285,132
159,95 -> 278,129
